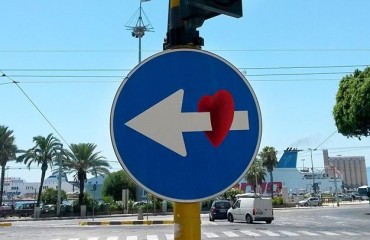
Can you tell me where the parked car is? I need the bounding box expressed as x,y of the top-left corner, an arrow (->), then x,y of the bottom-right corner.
41,204 -> 56,213
133,201 -> 149,208
298,197 -> 322,207
227,197 -> 274,224
15,202 -> 35,217
0,205 -> 13,218
351,193 -> 364,201
209,200 -> 231,221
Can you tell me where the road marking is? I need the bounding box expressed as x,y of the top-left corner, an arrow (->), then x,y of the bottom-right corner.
317,231 -> 340,236
259,230 -> 280,236
203,232 -> 220,238
165,234 -> 174,240
279,230 -> 300,236
68,239 -> 80,240
147,235 -> 159,240
340,231 -> 360,236
240,230 -> 261,236
126,236 -> 138,240
223,231 -> 239,237
297,231 -> 319,236
106,237 -> 119,240
87,238 -> 99,240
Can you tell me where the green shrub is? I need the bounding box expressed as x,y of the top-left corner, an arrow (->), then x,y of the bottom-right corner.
102,195 -> 115,205
107,202 -> 123,211
166,201 -> 173,210
72,193 -> 98,213
272,197 -> 284,206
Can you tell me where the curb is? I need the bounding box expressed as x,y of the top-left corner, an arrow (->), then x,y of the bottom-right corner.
79,220 -> 174,226
0,222 -> 12,227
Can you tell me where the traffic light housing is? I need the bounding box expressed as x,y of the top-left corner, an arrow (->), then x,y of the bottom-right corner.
181,0 -> 243,20
164,0 -> 243,49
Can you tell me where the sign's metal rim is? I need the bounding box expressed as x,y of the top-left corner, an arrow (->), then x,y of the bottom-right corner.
110,48 -> 262,202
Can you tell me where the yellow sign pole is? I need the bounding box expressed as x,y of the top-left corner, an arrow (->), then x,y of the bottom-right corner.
174,202 -> 201,240
170,0 -> 180,7
168,2 -> 201,240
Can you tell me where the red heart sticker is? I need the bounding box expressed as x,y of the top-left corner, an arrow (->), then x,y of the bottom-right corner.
198,90 -> 235,147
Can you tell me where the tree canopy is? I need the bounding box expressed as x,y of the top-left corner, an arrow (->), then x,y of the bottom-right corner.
260,146 -> 278,198
41,188 -> 67,205
245,158 -> 266,193
333,67 -> 370,138
223,188 -> 243,202
0,125 -> 18,205
17,133 -> 62,207
62,143 -> 110,205
101,170 -> 137,201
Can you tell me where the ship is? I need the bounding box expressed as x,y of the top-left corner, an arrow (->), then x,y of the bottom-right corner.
237,148 -> 343,196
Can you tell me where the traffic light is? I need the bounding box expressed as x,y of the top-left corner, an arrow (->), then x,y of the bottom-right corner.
164,0 -> 243,49
181,0 -> 243,20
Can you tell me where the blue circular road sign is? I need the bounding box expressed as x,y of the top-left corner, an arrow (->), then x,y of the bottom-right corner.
110,49 -> 261,202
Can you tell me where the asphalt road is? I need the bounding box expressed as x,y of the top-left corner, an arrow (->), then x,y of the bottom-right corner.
1,203 -> 370,240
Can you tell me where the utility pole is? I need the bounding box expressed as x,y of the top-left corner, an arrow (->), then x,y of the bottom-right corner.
57,144 -> 63,216
333,165 -> 339,207
309,148 -> 316,195
126,0 -> 154,202
329,157 -> 340,207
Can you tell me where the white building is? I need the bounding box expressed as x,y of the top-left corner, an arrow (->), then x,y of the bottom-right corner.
3,172 -> 79,200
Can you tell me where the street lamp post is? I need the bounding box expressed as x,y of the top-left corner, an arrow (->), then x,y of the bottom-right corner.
91,170 -> 98,221
125,0 -> 154,64
92,182 -> 97,221
56,144 -> 63,216
309,148 -> 316,195
333,167 -> 339,207
125,0 -> 153,202
301,159 -> 305,171
5,166 -> 10,196
329,157 -> 340,207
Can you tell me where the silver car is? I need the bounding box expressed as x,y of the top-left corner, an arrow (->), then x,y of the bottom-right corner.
298,197 -> 322,207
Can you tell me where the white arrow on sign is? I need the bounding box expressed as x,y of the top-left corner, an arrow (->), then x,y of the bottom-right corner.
125,89 -> 249,157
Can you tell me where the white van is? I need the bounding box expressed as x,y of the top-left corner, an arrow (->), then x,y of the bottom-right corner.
227,196 -> 274,224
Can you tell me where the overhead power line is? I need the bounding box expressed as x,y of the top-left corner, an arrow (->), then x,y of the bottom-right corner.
0,78 -> 346,84
0,71 -> 355,79
1,64 -> 368,72
0,68 -> 132,72
0,70 -> 70,148
1,48 -> 370,53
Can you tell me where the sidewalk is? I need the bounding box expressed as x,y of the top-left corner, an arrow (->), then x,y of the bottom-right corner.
323,200 -> 370,207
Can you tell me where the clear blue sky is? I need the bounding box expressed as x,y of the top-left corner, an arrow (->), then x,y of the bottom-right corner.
1,0 -> 370,182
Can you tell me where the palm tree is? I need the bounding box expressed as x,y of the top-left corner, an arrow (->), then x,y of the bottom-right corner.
0,125 -> 18,205
245,158 -> 266,195
62,143 -> 110,205
260,146 -> 278,198
17,133 -> 62,207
